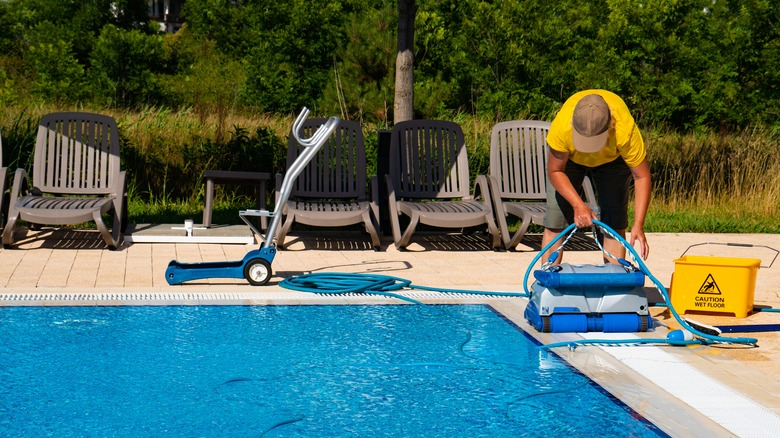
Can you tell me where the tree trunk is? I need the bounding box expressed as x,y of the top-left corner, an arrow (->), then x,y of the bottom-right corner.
394,0 -> 416,124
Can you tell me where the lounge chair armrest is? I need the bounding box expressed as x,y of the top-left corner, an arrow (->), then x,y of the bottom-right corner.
384,174 -> 398,208
8,168 -> 30,200
113,170 -> 128,231
369,175 -> 380,227
485,174 -> 506,216
472,174 -> 494,214
112,170 -> 127,196
384,174 -> 403,245
3,168 -> 30,230
0,166 -> 6,219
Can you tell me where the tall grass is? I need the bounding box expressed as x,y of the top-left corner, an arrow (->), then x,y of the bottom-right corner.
645,126 -> 780,232
1,104 -> 778,232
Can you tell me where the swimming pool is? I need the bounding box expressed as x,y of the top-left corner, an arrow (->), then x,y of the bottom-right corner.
0,304 -> 665,436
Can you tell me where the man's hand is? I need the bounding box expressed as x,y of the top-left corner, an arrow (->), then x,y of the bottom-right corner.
630,225 -> 649,260
573,203 -> 597,228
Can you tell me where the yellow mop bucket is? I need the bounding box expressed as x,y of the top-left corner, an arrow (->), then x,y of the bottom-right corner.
670,243 -> 777,318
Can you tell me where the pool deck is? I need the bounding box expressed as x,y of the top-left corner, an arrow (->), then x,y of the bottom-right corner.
1,227 -> 780,437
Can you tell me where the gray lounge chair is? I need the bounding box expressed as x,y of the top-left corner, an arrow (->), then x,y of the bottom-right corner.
487,120 -> 596,250
386,119 -> 500,249
2,112 -> 127,249
0,131 -> 7,227
275,118 -> 381,249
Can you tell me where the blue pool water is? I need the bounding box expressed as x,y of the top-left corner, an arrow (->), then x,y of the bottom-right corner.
0,305 -> 665,437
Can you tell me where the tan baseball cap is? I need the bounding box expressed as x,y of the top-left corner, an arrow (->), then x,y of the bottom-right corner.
572,94 -> 611,153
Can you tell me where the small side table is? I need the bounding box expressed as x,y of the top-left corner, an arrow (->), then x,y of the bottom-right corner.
202,170 -> 272,229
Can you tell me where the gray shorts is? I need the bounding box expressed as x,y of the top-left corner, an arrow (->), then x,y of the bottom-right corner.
544,157 -> 632,231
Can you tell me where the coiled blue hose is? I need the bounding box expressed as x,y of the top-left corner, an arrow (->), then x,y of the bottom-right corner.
279,272 -> 525,305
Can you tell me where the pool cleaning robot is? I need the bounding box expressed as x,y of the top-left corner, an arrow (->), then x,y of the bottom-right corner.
524,223 -> 652,333
165,108 -> 339,286
524,262 -> 652,333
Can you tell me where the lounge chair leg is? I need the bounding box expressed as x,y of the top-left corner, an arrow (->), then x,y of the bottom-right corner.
485,217 -> 501,250
362,211 -> 381,250
276,213 -> 295,248
93,211 -> 119,250
1,211 -> 20,248
508,213 -> 533,250
397,213 -> 420,249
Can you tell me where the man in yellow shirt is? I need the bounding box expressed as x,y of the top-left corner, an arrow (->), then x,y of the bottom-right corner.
542,89 -> 651,263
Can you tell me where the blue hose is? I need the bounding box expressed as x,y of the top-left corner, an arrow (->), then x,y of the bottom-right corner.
279,272 -> 525,305
281,222 -> 761,349
755,307 -> 780,313
522,224 -> 574,297
530,220 -> 758,349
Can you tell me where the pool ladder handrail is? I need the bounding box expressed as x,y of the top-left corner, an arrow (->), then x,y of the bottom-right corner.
239,108 -> 340,249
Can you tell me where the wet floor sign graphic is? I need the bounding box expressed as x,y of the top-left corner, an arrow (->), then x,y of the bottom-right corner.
698,274 -> 722,294
694,273 -> 727,309
671,256 -> 760,318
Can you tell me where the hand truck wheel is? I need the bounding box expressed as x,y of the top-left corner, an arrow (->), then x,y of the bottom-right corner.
244,258 -> 272,286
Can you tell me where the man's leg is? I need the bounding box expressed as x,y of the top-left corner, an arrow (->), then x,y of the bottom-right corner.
541,227 -> 564,265
602,228 -> 627,263
541,161 -> 586,266
591,158 -> 632,263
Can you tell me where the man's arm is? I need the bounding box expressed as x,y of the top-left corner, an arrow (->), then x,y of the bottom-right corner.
547,148 -> 597,228
629,158 -> 651,259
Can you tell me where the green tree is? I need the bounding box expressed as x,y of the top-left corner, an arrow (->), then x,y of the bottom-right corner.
0,2 -> 17,56
181,0 -> 257,58
90,25 -> 165,107
21,20 -> 87,103
26,39 -> 85,103
163,32 -> 247,140
720,0 -> 780,127
7,0 -> 154,63
1,0 -> 779,132
412,0 -> 581,119
590,0 -> 727,128
319,5 -> 397,123
183,0 -> 361,113
111,0 -> 154,31
242,1 -> 353,113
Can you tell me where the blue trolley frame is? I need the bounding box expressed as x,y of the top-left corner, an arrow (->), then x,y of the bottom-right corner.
165,108 -> 340,286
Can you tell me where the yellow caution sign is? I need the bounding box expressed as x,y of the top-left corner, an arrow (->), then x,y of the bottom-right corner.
670,256 -> 760,318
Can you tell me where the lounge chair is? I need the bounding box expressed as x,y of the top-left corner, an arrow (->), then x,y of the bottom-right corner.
386,119 -> 500,249
275,118 -> 381,249
0,131 -> 7,227
2,112 -> 127,249
487,120 -> 596,250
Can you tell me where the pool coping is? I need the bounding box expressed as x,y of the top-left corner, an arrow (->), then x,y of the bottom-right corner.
492,300 -> 780,438
4,291 -> 780,437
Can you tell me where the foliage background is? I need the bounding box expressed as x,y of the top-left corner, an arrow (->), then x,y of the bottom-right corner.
3,0 -> 778,126
0,0 -> 778,230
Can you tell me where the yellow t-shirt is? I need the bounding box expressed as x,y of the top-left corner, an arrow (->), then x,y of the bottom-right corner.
547,89 -> 646,168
